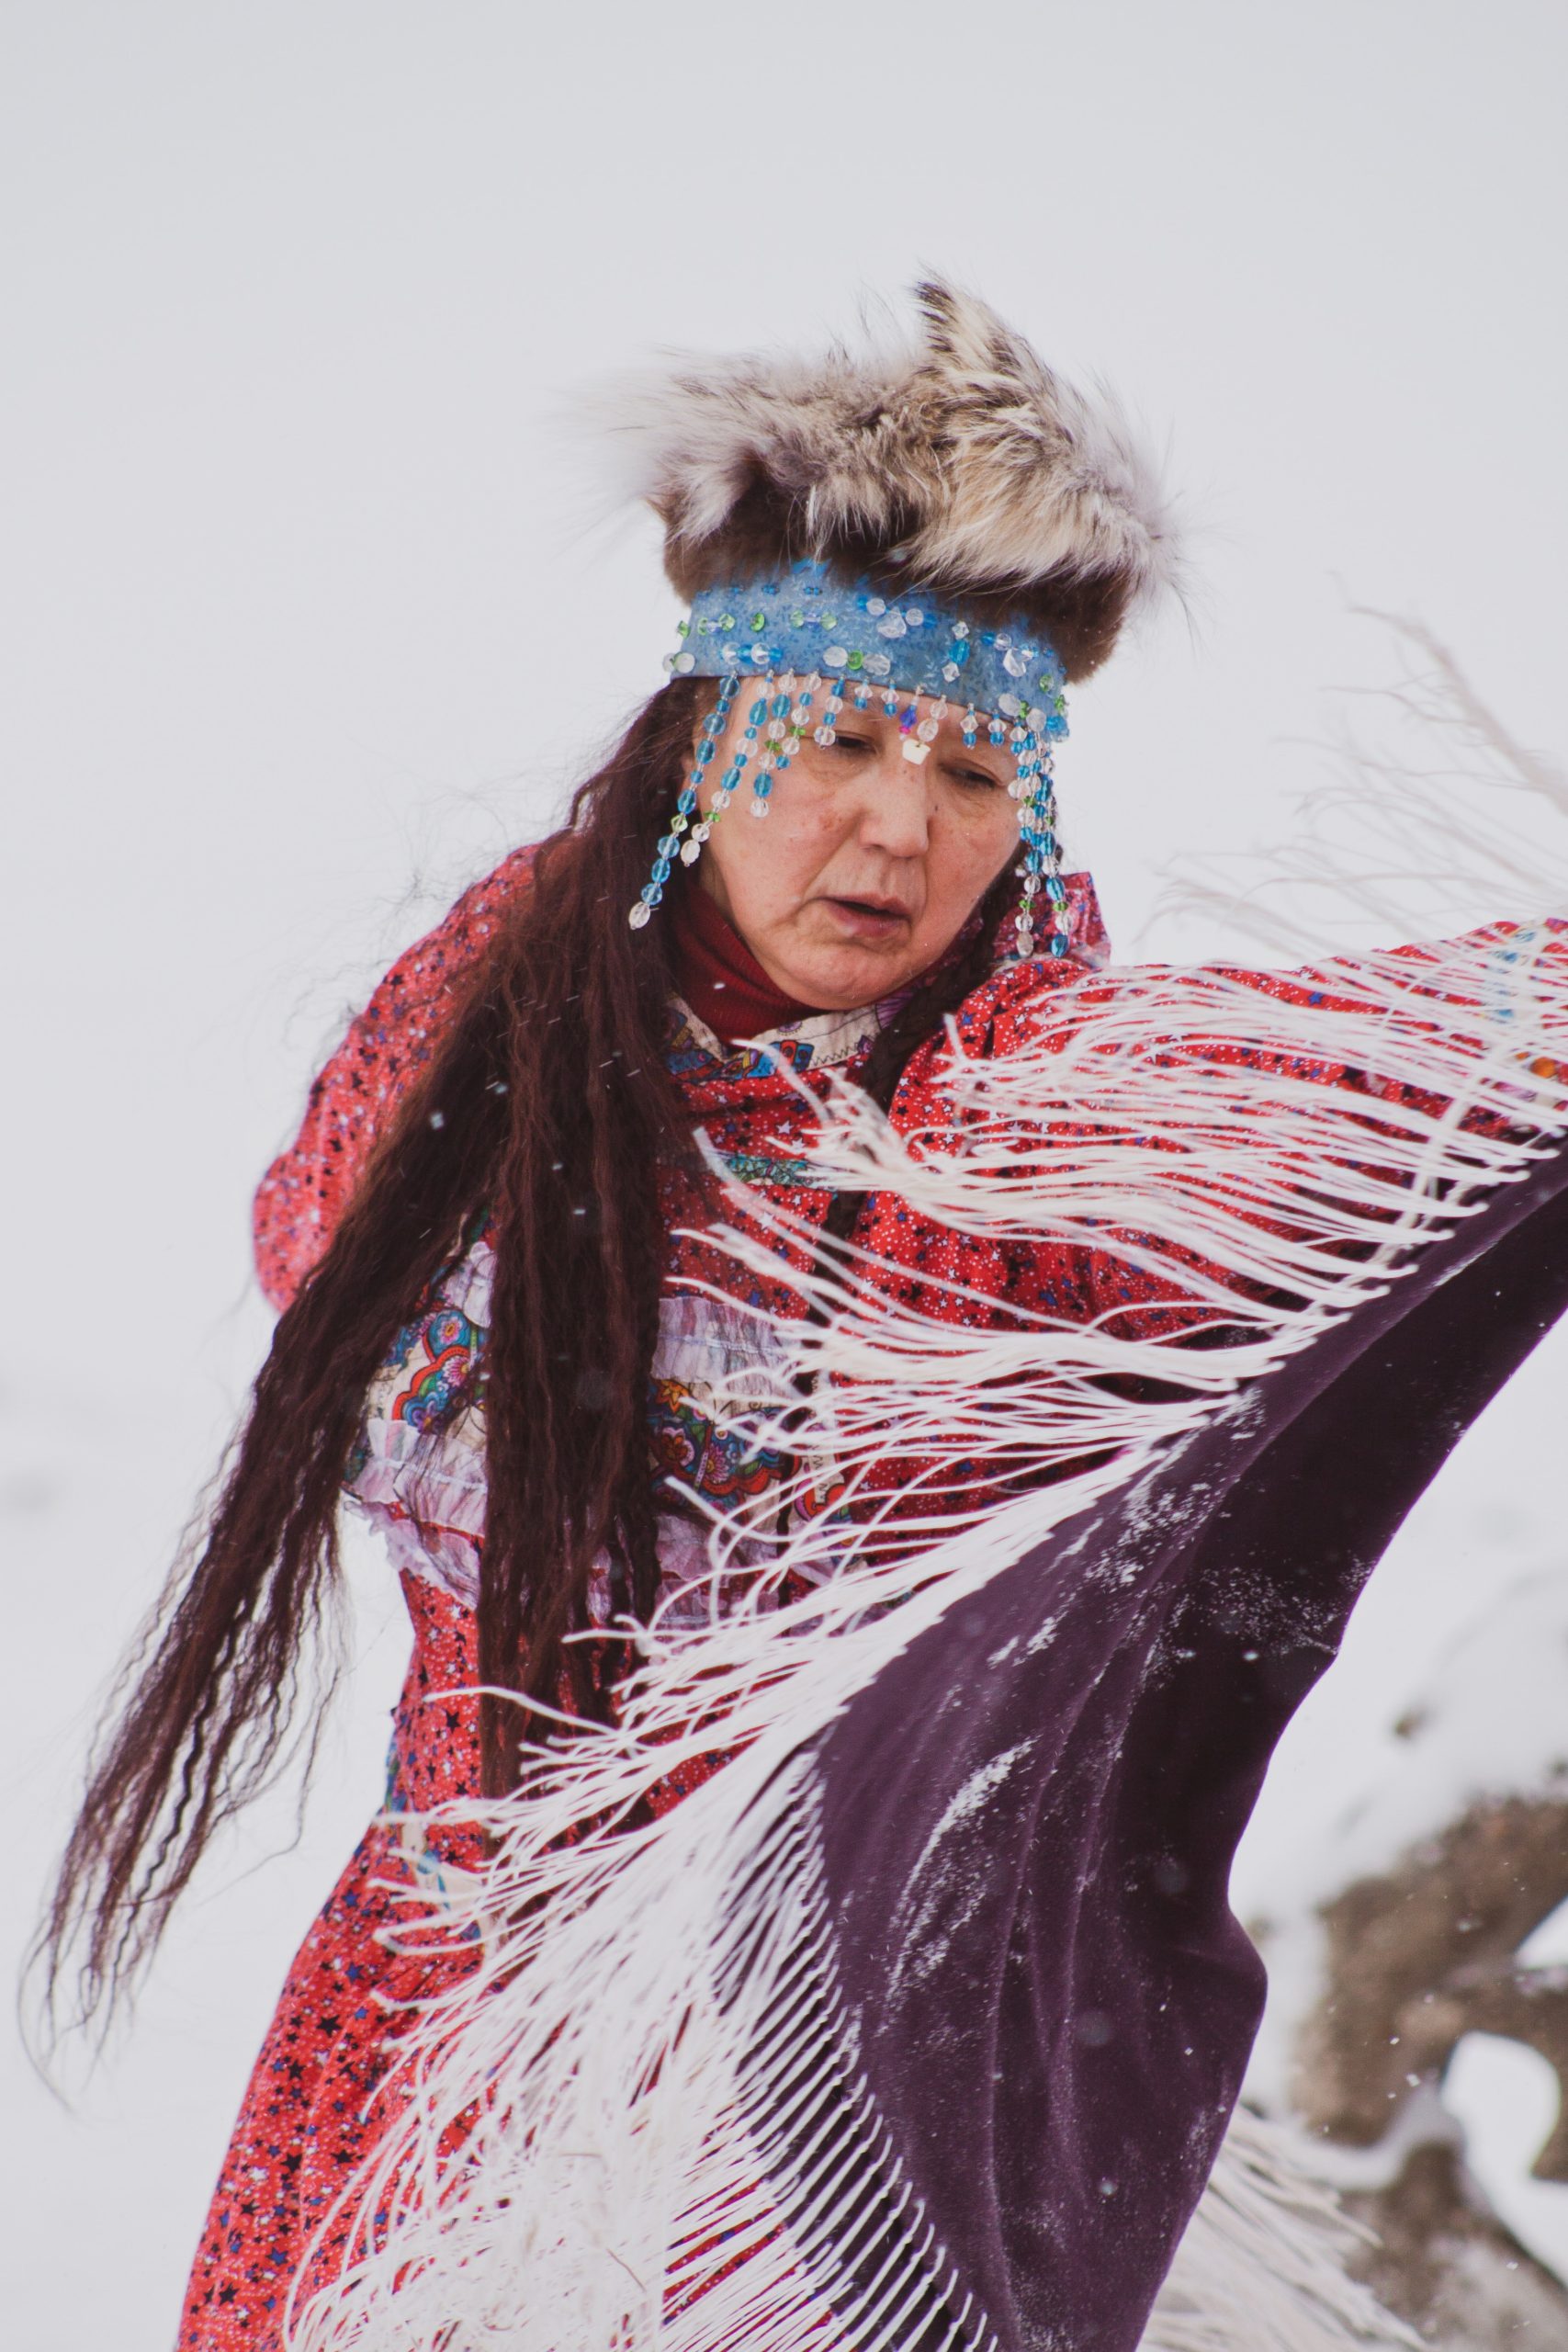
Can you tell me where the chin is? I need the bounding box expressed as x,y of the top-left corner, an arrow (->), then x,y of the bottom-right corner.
792,950 -> 915,1012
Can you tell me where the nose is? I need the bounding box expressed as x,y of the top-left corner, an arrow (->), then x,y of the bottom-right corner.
852,741 -> 932,860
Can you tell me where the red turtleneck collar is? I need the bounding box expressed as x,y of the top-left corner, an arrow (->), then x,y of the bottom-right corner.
670,878 -> 818,1043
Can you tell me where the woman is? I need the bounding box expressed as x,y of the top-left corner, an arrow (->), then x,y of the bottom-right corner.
41,284 -> 1568,2352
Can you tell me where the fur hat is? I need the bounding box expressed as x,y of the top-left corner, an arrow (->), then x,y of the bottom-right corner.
604,279 -> 1179,684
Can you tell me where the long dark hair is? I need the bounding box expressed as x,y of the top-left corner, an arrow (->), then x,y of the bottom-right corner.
39,677 -> 1016,2037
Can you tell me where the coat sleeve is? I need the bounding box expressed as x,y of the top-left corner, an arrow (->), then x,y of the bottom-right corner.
253,844 -> 536,1312
965,918 -> 1568,1346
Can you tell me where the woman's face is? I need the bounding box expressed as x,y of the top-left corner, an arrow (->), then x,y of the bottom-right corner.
693,692 -> 1021,1010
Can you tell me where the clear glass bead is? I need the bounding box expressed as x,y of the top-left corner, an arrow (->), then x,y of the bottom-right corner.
750,797 -> 770,818
814,725 -> 837,746
674,651 -> 695,673
916,718 -> 939,742
824,645 -> 849,668
629,900 -> 653,929
680,838 -> 702,865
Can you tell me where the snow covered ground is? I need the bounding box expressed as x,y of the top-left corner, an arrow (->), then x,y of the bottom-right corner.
5,6 -> 1568,2345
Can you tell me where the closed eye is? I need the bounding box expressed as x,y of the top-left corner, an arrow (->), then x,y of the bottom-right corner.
824,733 -> 1003,791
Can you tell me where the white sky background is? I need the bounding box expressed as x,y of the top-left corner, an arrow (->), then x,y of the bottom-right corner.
4,2 -> 1568,2341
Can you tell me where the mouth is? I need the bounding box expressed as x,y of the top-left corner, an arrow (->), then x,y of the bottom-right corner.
821,895 -> 912,941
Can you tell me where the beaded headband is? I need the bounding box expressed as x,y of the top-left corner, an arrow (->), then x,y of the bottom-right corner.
629,559 -> 1072,963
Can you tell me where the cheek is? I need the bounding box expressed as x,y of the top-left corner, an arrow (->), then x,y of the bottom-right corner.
928,806 -> 1017,917
703,789 -> 835,922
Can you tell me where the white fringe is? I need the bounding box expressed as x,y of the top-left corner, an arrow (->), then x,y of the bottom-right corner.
287,636 -> 1568,2352
1145,2109 -> 1422,2352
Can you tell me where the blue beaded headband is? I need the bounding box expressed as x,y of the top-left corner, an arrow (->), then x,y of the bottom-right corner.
631,559 -> 1072,964
669,564 -> 1069,719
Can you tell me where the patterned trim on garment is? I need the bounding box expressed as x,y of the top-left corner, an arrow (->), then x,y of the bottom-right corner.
667,994 -> 885,1079
719,1149 -> 824,1188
